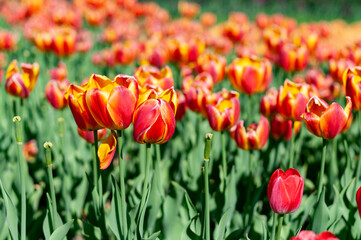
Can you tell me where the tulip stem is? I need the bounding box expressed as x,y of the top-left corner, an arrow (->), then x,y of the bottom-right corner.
221,131 -> 227,187
116,130 -> 128,239
203,134 -> 212,240
13,116 -> 26,240
317,139 -> 327,201
248,95 -> 252,124
271,212 -> 277,240
93,131 -> 99,191
289,122 -> 295,168
44,142 -> 58,230
139,144 -> 152,224
276,214 -> 283,240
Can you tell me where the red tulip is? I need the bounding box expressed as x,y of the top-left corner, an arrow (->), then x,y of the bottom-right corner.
196,51 -> 227,84
23,140 -> 38,163
133,98 -> 176,144
267,168 -> 304,214
175,90 -> 187,121
270,115 -> 301,141
343,66 -> 361,110
301,96 -> 352,140
329,59 -> 354,83
134,65 -> 174,91
45,79 -> 70,110
277,80 -> 315,121
260,87 -> 278,117
290,230 -> 339,240
357,186 -> 361,219
228,56 -> 272,95
5,60 -> 39,98
279,43 -> 309,72
230,116 -> 269,150
206,89 -> 240,131
49,62 -> 68,81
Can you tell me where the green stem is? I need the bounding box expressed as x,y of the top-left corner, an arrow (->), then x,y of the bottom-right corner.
276,215 -> 283,240
271,212 -> 277,240
93,131 -> 99,192
13,116 -> 26,240
45,142 -> 58,229
289,122 -> 295,168
248,95 -> 252,124
140,144 -> 152,218
221,131 -> 227,184
203,134 -> 212,240
317,139 -> 327,201
117,130 -> 128,239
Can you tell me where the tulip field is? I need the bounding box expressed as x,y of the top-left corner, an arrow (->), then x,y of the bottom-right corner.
2,0 -> 361,239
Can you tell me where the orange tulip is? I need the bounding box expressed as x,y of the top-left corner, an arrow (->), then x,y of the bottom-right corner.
206,89 -> 240,131
301,96 -> 352,140
196,51 -> 227,84
84,74 -> 139,130
77,127 -> 107,144
277,80 -> 314,121
329,59 -> 354,83
230,116 -> 269,150
279,43 -> 309,72
5,60 -> 39,98
260,87 -> 278,117
343,66 -> 361,110
228,56 -> 272,95
200,12 -> 217,27
52,27 -> 77,57
45,79 -> 70,110
134,65 -> 174,91
133,89 -> 176,144
223,20 -> 250,43
178,1 -> 200,18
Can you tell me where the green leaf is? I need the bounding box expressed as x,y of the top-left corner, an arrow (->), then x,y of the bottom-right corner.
184,215 -> 202,240
143,231 -> 161,240
312,187 -> 329,234
137,181 -> 152,238
43,210 -> 51,240
215,208 -> 231,240
0,180 -> 18,240
108,175 -> 122,240
71,174 -> 89,217
77,219 -> 101,240
49,219 -> 74,240
225,229 -> 242,240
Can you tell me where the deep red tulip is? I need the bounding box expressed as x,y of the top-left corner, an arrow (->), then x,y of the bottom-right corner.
267,168 -> 304,214
357,186 -> 361,219
301,96 -> 352,140
290,230 -> 339,240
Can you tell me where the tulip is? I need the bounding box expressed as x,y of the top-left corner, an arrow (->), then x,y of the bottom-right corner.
196,51 -> 227,84
290,230 -> 339,240
301,96 -> 352,140
77,128 -> 107,144
206,89 -> 240,132
230,116 -> 269,150
178,1 -> 200,18
49,62 -> 68,81
84,74 -> 139,130
270,116 -> 301,141
357,186 -> 361,219
168,37 -> 205,63
223,20 -> 250,43
305,69 -> 341,102
260,87 -> 278,117
277,80 -> 314,121
228,56 -> 272,95
268,168 -> 304,214
200,12 -> 217,27
343,66 -> 361,110
23,140 -> 38,163
52,27 -> 77,57
45,79 -> 70,110
0,30 -> 17,51
134,65 -> 174,91
133,95 -> 176,144
175,90 -> 187,121
263,25 -> 288,52
329,58 -> 354,83
5,60 -> 39,99
279,43 -> 309,72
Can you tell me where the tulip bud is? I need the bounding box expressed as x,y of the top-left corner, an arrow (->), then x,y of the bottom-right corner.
228,56 -> 272,95
267,168 -> 304,214
230,116 -> 269,150
301,96 -> 352,140
343,66 -> 361,110
45,79 -> 70,110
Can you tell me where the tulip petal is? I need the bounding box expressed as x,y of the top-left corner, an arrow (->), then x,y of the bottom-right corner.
302,112 -> 322,138
86,88 -> 115,129
98,131 -> 117,170
319,103 -> 348,140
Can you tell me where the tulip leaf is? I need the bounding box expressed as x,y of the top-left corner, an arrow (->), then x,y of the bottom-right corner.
312,187 -> 329,233
225,229 -> 242,240
71,174 -> 89,217
215,208 -> 231,240
77,219 -> 101,240
43,210 -> 51,240
49,219 -> 74,240
0,180 -> 19,240
108,175 -> 122,240
184,214 -> 202,240
142,230 -> 161,240
137,181 -> 152,238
